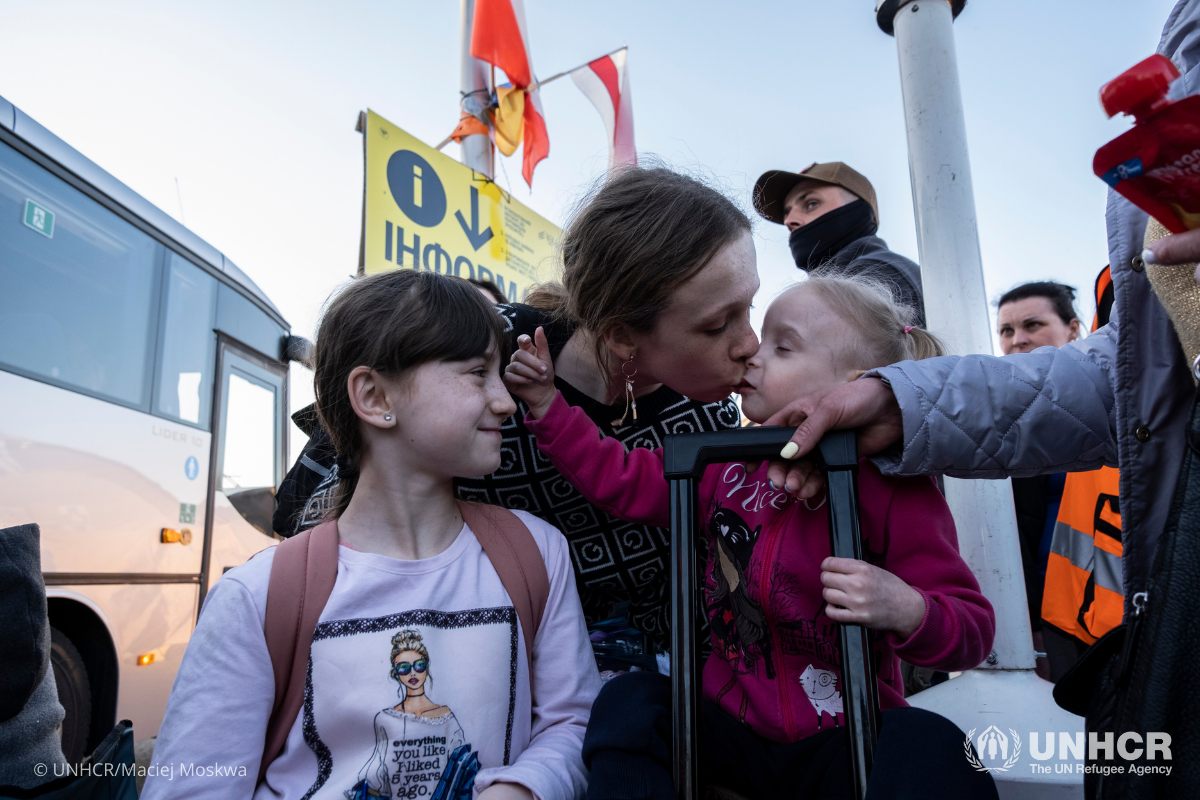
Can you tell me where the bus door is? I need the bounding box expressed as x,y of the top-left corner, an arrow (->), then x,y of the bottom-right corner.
201,339 -> 286,602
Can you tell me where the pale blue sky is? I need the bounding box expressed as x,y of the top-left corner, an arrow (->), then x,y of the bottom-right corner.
0,0 -> 1179,431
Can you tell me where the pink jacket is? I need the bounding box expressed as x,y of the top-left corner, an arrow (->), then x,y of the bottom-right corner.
526,394 -> 995,744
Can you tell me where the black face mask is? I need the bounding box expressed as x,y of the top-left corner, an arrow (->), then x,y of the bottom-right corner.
788,198 -> 878,271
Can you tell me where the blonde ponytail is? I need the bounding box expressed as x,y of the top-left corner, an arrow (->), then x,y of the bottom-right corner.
902,326 -> 945,361
797,275 -> 946,370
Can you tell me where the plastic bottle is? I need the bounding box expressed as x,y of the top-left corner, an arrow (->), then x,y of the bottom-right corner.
1094,54 -> 1200,233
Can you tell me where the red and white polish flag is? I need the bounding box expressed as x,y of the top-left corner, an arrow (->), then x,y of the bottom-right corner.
471,0 -> 549,187
571,48 -> 636,169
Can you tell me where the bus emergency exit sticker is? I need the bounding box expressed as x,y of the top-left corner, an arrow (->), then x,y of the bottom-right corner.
180,503 -> 196,524
23,199 -> 54,238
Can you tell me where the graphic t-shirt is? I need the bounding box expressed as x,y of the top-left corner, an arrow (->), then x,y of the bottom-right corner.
141,511 -> 600,800
359,708 -> 466,796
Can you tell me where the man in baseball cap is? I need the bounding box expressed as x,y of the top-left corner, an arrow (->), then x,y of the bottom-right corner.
755,162 -> 925,322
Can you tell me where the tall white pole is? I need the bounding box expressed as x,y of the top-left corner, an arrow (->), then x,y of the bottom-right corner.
460,0 -> 494,178
877,3 -> 1084,794
886,0 -> 1032,672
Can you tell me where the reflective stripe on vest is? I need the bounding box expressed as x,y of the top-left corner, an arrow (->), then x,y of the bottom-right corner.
1040,466 -> 1124,645
1048,520 -> 1123,595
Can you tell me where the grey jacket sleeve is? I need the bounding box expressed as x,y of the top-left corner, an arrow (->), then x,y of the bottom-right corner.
866,326 -> 1119,479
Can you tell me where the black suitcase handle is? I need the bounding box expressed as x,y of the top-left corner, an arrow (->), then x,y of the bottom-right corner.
663,426 -> 880,800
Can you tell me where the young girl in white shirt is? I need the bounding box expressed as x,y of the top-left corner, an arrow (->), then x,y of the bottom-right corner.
143,270 -> 601,800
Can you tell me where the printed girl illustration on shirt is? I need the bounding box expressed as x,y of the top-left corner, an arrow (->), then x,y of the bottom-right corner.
347,630 -> 479,800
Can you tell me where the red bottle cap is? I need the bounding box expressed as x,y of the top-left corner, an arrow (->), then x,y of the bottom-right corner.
1100,54 -> 1181,120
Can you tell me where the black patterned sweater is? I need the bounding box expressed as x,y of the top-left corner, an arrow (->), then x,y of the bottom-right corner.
273,303 -> 742,648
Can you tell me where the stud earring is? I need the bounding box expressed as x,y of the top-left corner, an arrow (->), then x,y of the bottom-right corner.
384,414 -> 392,421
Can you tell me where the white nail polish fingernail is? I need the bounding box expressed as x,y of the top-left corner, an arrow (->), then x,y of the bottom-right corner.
1142,248 -> 1158,265
780,442 -> 799,459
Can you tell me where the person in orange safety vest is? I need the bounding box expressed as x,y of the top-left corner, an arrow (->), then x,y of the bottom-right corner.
998,280 -> 1084,682
1040,266 -> 1123,681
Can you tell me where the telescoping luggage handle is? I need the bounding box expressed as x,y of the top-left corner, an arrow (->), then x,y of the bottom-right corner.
662,426 -> 881,800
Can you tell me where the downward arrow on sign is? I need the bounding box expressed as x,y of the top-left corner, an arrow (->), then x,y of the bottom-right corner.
456,186 -> 495,251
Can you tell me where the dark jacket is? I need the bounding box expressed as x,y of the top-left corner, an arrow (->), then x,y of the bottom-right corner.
813,235 -> 926,325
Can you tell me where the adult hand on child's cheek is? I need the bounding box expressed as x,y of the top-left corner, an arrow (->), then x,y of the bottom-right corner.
764,377 -> 903,500
503,326 -> 557,419
819,557 -> 926,640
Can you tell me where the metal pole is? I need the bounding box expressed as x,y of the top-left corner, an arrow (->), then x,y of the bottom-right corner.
668,477 -> 699,800
880,0 -> 1034,672
826,469 -> 878,798
874,7 -> 1085,795
459,0 -> 494,178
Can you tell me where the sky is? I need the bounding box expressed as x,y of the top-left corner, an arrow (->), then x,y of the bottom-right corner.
0,0 -> 1179,450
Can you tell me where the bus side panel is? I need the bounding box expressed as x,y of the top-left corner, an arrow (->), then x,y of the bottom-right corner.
0,371 -> 209,574
49,583 -> 198,740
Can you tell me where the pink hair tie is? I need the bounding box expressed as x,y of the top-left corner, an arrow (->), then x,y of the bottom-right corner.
903,326 -> 915,334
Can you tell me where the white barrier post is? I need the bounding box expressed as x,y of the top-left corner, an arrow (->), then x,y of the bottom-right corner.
875,1 -> 1085,795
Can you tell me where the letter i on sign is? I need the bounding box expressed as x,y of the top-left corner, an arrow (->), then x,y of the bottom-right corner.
413,166 -> 422,207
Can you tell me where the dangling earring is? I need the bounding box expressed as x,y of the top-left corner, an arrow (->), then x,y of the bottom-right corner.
611,355 -> 638,427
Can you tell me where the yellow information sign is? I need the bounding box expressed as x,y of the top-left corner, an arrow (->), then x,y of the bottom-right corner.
362,109 -> 561,301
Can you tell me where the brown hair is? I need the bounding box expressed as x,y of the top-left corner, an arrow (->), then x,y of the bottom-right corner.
794,275 -> 946,369
527,165 -> 751,376
997,281 -> 1079,325
312,270 -> 508,517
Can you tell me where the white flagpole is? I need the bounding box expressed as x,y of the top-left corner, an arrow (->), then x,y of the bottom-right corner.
875,1 -> 1084,794
528,45 -> 627,92
460,0 -> 494,177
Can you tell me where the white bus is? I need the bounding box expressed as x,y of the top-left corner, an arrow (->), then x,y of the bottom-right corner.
0,94 -> 303,760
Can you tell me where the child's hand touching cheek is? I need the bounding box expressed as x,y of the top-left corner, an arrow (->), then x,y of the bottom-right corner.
819,558 -> 927,639
503,326 -> 557,419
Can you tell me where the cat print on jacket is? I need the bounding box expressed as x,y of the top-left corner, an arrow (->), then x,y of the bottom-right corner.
798,665 -> 843,729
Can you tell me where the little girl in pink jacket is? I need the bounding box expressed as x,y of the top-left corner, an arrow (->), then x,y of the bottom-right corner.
505,275 -> 997,799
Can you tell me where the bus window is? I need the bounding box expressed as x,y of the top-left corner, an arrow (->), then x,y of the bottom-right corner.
154,253 -> 217,428
0,142 -> 161,408
217,354 -> 282,536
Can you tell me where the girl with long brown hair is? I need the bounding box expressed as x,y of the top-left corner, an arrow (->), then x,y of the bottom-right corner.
145,271 -> 598,800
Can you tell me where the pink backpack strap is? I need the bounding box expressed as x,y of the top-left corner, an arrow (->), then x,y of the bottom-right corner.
457,500 -> 549,675
259,520 -> 339,783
